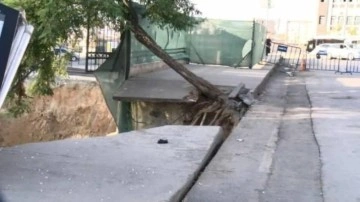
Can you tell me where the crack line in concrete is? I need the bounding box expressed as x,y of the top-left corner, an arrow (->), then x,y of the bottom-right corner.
304,77 -> 325,202
258,72 -> 288,200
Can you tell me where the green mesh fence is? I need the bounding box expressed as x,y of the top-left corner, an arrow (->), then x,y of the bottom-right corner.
130,14 -> 188,66
130,18 -> 264,68
94,31 -> 133,131
94,13 -> 266,131
189,20 -> 254,67
252,22 -> 267,66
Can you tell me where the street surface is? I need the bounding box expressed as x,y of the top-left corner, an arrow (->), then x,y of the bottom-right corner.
186,68 -> 360,202
2,63 -> 360,202
305,70 -> 360,202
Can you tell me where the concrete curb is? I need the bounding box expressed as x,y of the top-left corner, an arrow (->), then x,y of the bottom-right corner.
184,66 -> 288,202
251,63 -> 279,98
171,127 -> 225,202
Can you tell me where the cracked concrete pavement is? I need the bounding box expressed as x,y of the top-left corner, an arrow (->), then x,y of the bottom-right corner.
1,65 -> 360,202
186,68 -> 360,202
305,71 -> 360,202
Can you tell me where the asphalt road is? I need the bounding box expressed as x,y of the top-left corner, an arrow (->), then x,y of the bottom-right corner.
305,70 -> 360,202
263,69 -> 360,201
186,68 -> 360,202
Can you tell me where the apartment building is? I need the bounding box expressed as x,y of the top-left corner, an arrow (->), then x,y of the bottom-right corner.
317,0 -> 360,36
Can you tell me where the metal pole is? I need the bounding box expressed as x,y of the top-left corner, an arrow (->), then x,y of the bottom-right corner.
250,19 -> 256,69
118,30 -> 133,132
85,14 -> 90,72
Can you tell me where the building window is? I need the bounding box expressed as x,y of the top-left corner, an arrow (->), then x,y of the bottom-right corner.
330,16 -> 337,25
355,16 -> 360,25
319,16 -> 326,25
339,16 -> 345,24
347,16 -> 354,25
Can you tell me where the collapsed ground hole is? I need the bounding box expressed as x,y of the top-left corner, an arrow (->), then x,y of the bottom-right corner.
0,81 -> 117,147
0,80 -> 248,148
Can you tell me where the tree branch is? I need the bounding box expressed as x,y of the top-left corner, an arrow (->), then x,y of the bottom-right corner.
123,0 -> 139,25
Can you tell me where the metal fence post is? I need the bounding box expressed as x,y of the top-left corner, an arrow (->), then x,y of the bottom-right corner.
85,16 -> 90,73
118,30 -> 133,132
250,19 -> 256,69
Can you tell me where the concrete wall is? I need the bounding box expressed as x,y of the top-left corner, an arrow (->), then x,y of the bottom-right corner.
131,102 -> 192,130
129,60 -> 188,77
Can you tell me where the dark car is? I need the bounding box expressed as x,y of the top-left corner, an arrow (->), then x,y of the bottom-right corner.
54,48 -> 80,61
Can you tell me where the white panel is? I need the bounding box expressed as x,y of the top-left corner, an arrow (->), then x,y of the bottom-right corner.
0,25 -> 34,109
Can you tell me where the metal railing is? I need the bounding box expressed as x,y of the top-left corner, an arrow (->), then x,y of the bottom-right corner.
264,42 -> 302,69
306,54 -> 360,74
85,52 -> 113,72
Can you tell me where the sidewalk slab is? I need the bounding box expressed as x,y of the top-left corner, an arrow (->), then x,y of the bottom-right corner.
114,64 -> 273,102
184,69 -> 288,202
0,126 -> 223,202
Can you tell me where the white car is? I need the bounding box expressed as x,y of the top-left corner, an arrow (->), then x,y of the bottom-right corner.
327,43 -> 360,60
310,43 -> 335,58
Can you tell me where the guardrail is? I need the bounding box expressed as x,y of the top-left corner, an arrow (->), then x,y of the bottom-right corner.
264,42 -> 302,69
85,52 -> 113,72
306,54 -> 360,74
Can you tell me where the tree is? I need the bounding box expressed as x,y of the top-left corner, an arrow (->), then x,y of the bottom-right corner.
2,0 -> 122,115
119,0 -> 237,126
3,0 -> 238,126
121,0 -> 225,101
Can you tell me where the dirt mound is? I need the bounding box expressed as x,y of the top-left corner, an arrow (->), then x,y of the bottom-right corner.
0,81 -> 117,147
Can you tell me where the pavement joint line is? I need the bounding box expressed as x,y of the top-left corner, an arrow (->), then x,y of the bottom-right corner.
259,70 -> 289,197
304,76 -> 325,202
258,127 -> 280,173
243,63 -> 282,174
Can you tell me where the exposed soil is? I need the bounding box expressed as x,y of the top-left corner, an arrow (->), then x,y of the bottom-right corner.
0,81 -> 117,147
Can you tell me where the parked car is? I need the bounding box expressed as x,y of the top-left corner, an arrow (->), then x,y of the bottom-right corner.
54,47 -> 80,61
311,43 -> 334,58
327,43 -> 360,60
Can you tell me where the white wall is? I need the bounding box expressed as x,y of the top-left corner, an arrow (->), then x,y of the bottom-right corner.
191,0 -> 260,20
192,0 -> 318,22
191,0 -> 319,41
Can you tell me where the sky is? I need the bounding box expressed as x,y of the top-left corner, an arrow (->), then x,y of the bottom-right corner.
191,0 -> 318,22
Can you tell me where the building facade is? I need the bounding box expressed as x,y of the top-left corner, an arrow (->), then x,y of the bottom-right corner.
317,0 -> 360,36
256,0 -> 319,45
